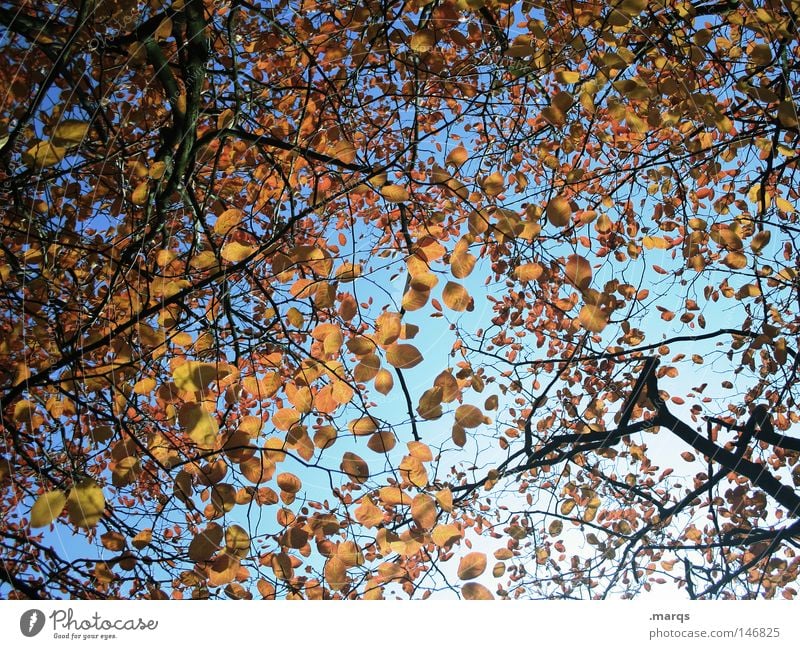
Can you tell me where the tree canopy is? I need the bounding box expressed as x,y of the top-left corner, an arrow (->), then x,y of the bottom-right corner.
1,0 -> 800,600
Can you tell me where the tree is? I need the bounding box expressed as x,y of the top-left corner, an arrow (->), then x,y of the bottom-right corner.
0,0 -> 799,600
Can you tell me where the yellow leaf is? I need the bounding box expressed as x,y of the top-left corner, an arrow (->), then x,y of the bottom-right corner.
30,490 -> 67,528
408,441 -> 433,461
411,493 -> 437,529
386,343 -> 423,369
442,281 -> 472,312
214,208 -> 244,235
272,408 -> 300,431
402,287 -> 430,311
515,262 -> 543,282
132,529 -> 153,550
481,171 -> 505,197
208,553 -> 240,587
457,552 -> 487,580
542,105 -> 566,127
335,262 -> 361,282
722,251 -> 748,269
172,361 -> 223,392
435,487 -> 453,512
221,241 -> 256,262
751,230 -> 771,253
133,376 -> 156,395
131,182 -> 149,205
452,423 -> 467,447
337,540 -> 364,567
225,524 -> 250,555
642,235 -> 668,250
348,417 -> 378,437
379,486 -> 411,506
325,556 -> 348,591
66,479 -> 105,528
367,431 -> 396,453
775,196 -> 794,214
380,184 -> 410,203
277,472 -> 302,493
101,531 -> 126,551
556,70 -> 580,84
51,119 -> 89,146
451,250 -> 477,279
546,195 -> 572,226
23,141 -> 66,168
578,304 -> 608,333
149,161 -> 167,179
409,29 -> 435,53
777,101 -> 799,128
432,523 -> 461,547
178,403 -> 219,448
374,311 -> 402,346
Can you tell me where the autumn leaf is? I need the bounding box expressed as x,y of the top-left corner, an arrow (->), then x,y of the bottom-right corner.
455,404 -> 485,428
30,490 -> 67,528
354,497 -> 383,528
380,184 -> 410,202
341,452 -> 369,483
23,141 -> 66,168
66,480 -> 105,528
179,403 -> 219,448
172,361 -> 225,392
442,281 -> 472,312
457,552 -> 487,580
386,343 -> 423,369
409,29 -> 435,53
411,493 -> 437,529
578,304 -> 608,333
431,523 -> 461,547
51,120 -> 89,146
214,208 -> 244,235
461,583 -> 494,600
221,241 -> 256,262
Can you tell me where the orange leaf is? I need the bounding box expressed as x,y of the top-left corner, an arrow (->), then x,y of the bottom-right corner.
546,195 -> 572,226
378,486 -> 411,506
578,304 -> 608,333
461,582 -> 494,600
442,281 -> 472,312
515,262 -> 543,282
380,184 -> 410,203
214,208 -> 244,235
374,369 -> 394,395
455,404 -> 484,428
565,254 -> 592,289
411,493 -> 437,529
432,523 -> 461,547
341,452 -> 369,483
221,241 -> 256,262
355,497 -> 383,528
272,408 -> 300,431
386,344 -> 423,369
446,145 -> 468,167
457,552 -> 487,580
